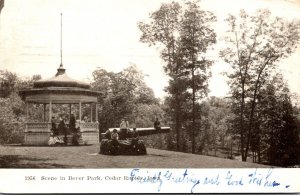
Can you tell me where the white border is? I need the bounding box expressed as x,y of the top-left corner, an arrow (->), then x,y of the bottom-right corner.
0,168 -> 299,193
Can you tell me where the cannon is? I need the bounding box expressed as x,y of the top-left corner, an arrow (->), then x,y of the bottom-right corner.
99,139 -> 146,155
99,127 -> 170,155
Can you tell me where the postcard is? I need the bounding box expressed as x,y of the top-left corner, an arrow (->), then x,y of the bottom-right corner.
0,0 -> 299,193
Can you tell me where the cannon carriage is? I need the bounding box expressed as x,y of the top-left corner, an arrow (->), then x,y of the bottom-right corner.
99,127 -> 170,155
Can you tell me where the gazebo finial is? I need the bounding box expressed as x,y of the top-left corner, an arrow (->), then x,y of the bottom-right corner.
56,64 -> 66,76
60,13 -> 63,68
56,13 -> 65,76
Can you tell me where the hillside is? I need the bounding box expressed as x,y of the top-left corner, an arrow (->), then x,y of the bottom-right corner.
0,144 -> 271,168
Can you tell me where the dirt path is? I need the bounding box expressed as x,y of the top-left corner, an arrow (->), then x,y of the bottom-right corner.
0,144 -> 271,168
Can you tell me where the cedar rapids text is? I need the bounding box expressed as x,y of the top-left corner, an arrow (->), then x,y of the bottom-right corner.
37,175 -> 160,181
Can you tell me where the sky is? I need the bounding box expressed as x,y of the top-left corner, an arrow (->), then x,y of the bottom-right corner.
0,0 -> 300,99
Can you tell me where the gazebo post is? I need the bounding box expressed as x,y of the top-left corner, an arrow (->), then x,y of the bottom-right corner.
26,102 -> 29,121
79,101 -> 82,121
90,103 -> 93,122
49,101 -> 52,122
95,103 -> 98,122
43,103 -> 46,122
69,104 -> 72,119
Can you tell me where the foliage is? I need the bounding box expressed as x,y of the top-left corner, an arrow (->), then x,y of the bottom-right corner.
91,65 -> 164,132
206,97 -> 233,151
180,1 -> 216,153
0,70 -> 41,98
0,70 -> 18,98
139,0 -> 216,153
139,1 -> 183,151
220,9 -> 300,161
0,94 -> 25,144
255,74 -> 300,166
134,103 -> 166,128
0,69 -> 42,144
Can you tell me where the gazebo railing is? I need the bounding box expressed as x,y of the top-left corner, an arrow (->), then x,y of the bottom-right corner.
24,122 -> 99,145
25,122 -> 51,133
24,122 -> 51,145
79,122 -> 99,145
79,122 -> 99,132
25,122 -> 99,132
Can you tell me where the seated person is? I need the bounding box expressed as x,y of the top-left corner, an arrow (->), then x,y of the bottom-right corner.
58,116 -> 69,143
48,132 -> 64,146
48,133 -> 55,146
130,128 -> 139,149
131,128 -> 139,139
83,116 -> 89,123
51,116 -> 58,136
111,129 -> 119,141
111,129 -> 119,148
119,118 -> 129,140
154,118 -> 161,131
58,116 -> 66,135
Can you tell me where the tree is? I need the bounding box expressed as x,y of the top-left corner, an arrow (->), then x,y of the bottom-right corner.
134,104 -> 165,128
206,97 -> 232,156
17,74 -> 42,90
91,65 -> 162,132
277,93 -> 300,166
179,1 -> 216,153
255,73 -> 300,166
220,9 -> 300,161
0,70 -> 37,144
139,1 -> 183,151
0,97 -> 19,144
139,1 -> 216,153
0,70 -> 41,98
0,70 -> 18,98
91,67 -> 135,129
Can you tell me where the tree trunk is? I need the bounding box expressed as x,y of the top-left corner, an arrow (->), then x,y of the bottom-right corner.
215,145 -> 217,156
230,141 -> 233,159
245,69 -> 264,161
175,93 -> 181,151
192,67 -> 196,154
258,147 -> 261,163
240,81 -> 246,161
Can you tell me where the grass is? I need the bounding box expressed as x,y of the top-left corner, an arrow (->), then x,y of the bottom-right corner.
0,144 -> 272,168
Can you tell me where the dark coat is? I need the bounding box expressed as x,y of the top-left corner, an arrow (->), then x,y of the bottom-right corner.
58,120 -> 67,135
69,115 -> 76,130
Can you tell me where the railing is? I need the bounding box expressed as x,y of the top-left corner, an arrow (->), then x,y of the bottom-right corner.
79,122 -> 99,132
77,122 -> 99,144
24,122 -> 99,145
25,122 -> 51,133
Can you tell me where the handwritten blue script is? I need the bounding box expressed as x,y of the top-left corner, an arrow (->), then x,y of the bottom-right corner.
128,168 -> 289,193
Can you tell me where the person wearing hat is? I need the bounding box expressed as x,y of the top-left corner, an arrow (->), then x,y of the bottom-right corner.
119,118 -> 129,140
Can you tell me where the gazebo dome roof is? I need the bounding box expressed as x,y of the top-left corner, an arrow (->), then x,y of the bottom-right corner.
19,64 -> 102,103
33,64 -> 90,89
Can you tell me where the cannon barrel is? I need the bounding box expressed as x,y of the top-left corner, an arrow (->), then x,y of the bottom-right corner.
101,127 -> 170,138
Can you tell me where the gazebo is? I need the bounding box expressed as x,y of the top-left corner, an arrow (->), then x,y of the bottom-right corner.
19,64 -> 102,145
